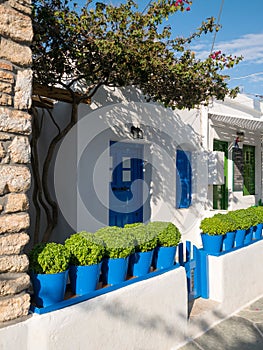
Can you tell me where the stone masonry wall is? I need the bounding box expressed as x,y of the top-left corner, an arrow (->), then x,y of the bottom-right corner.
0,0 -> 32,322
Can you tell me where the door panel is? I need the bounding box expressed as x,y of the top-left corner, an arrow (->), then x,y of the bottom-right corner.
109,142 -> 144,227
213,140 -> 228,210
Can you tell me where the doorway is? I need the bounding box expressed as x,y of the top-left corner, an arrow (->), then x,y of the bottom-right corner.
109,141 -> 144,227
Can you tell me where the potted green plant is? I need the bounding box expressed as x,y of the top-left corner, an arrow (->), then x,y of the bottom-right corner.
65,232 -> 105,295
214,213 -> 236,251
147,221 -> 181,269
125,223 -> 158,277
95,226 -> 135,285
200,215 -> 233,253
28,242 -> 70,307
228,209 -> 254,247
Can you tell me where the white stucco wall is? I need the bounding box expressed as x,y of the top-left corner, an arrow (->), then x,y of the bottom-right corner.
31,86 -> 211,245
0,267 -> 188,350
209,240 -> 263,314
30,88 -> 263,246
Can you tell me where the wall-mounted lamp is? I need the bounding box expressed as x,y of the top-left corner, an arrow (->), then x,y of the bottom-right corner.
234,131 -> 245,149
130,126 -> 143,139
236,131 -> 245,142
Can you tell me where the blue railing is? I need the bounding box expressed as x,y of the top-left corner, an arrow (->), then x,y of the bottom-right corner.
177,241 -> 209,300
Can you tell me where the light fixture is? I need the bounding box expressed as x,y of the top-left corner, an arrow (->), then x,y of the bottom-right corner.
130,125 -> 143,139
236,131 -> 245,142
234,131 -> 245,149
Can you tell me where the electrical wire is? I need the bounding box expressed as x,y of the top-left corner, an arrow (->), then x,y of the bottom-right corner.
229,72 -> 263,81
210,0 -> 224,53
142,0 -> 152,14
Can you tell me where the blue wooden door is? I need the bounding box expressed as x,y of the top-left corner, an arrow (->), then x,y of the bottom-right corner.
176,150 -> 192,208
109,142 -> 144,227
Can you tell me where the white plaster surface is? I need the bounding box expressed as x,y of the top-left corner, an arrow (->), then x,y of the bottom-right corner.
52,96 -> 206,243
29,88 -> 263,246
209,240 -> 263,314
181,240 -> 263,342
0,267 -> 188,350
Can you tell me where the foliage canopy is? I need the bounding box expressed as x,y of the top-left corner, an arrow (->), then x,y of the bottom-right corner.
31,0 -> 242,242
32,0 -> 242,109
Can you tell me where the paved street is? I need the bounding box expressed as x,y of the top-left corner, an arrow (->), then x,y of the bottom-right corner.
179,297 -> 263,350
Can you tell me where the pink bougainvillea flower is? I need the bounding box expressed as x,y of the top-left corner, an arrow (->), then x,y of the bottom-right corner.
173,0 -> 182,6
211,51 -> 222,59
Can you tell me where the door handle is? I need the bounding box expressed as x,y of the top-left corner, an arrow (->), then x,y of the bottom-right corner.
112,186 -> 130,191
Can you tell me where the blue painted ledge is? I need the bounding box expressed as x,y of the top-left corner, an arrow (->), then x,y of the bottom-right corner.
30,263 -> 181,315
203,236 -> 263,257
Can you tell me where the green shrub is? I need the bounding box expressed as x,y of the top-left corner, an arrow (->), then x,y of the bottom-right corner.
95,226 -> 135,259
29,242 -> 71,274
200,206 -> 263,236
124,224 -> 158,252
213,213 -> 236,232
246,207 -> 263,225
146,221 -> 181,247
200,216 -> 231,235
228,209 -> 254,230
124,222 -> 144,228
254,206 -> 263,223
65,232 -> 105,266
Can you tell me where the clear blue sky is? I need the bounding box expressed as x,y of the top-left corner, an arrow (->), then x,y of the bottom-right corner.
77,0 -> 263,98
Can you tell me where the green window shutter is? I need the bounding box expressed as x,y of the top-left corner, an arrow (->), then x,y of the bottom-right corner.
243,145 -> 255,195
213,140 -> 228,210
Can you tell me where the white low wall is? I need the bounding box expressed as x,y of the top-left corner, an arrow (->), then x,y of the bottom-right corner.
209,240 -> 263,314
3,242 -> 263,349
183,240 -> 263,343
0,267 -> 188,350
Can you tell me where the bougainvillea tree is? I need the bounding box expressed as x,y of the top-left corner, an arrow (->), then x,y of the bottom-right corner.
31,0 -> 242,242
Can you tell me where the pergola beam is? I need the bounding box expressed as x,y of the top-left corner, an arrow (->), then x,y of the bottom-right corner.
32,82 -> 91,104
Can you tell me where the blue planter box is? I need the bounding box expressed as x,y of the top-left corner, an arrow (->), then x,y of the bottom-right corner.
31,270 -> 69,308
101,257 -> 129,285
69,263 -> 101,295
153,246 -> 177,270
235,229 -> 246,248
222,231 -> 235,252
253,224 -> 263,240
201,234 -> 223,254
128,250 -> 154,277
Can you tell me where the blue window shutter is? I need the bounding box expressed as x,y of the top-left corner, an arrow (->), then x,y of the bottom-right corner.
176,150 -> 192,208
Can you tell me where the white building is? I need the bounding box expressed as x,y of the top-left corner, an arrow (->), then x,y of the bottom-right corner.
32,89 -> 263,246
180,93 -> 263,212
